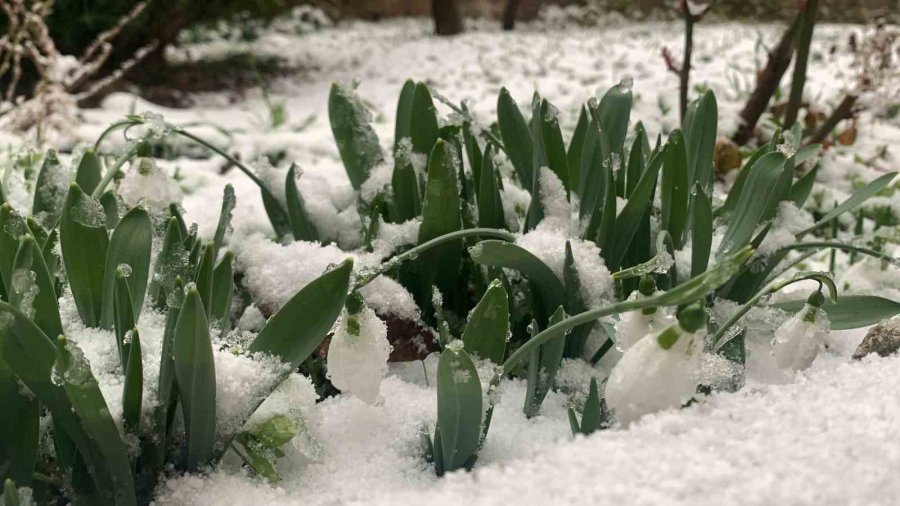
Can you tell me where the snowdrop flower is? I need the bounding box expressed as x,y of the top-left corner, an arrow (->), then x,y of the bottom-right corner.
327,294 -> 391,404
614,275 -> 674,352
605,302 -> 706,427
771,290 -> 829,372
118,156 -> 182,211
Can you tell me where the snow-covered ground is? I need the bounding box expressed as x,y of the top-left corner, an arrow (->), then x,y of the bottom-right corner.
3,16 -> 900,506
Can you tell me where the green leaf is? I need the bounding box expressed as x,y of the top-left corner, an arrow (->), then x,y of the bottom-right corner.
461,279 -> 509,364
173,286 -> 216,469
11,232 -> 63,340
212,184 -> 236,258
74,149 -> 102,195
249,258 -> 352,368
235,433 -> 282,482
0,205 -> 23,298
469,240 -> 565,320
660,130 -> 690,249
410,83 -> 440,155
497,88 -> 533,187
566,106 -> 589,194
608,151 -> 663,268
799,172 -> 898,236
394,80 -> 416,145
716,145 -> 767,218
578,377 -> 604,435
540,99 -> 570,195
122,328 -> 143,434
149,218 -> 189,309
53,335 -> 136,505
682,90 -> 717,191
716,152 -> 786,257
597,79 -> 633,155
578,116 -> 609,220
113,268 -> 135,366
477,145 -> 505,229
261,188 -> 292,239
285,165 -> 319,241
691,183 -> 713,278
773,295 -> 900,330
0,361 -> 39,486
250,414 -> 300,448
3,478 -> 21,506
415,140 -> 463,303
211,251 -> 234,328
328,82 -> 384,190
60,183 -> 109,328
101,206 -> 151,329
194,242 -> 215,319
436,344 -> 482,473
0,301 -> 122,502
32,150 -> 67,227
790,163 -> 820,208
99,190 -> 119,230
625,123 -> 650,197
524,306 -> 567,417
153,300 -> 182,466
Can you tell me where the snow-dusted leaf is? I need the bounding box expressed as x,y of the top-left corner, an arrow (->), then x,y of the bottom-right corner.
461,279 -> 509,364
328,82 -> 384,190
660,129 -> 690,249
59,183 -> 109,328
249,258 -> 352,368
497,87 -> 533,187
682,90 -> 717,191
74,149 -> 102,196
122,328 -> 143,435
101,206 -> 151,329
211,251 -> 234,328
716,152 -> 786,257
173,286 -> 216,470
285,166 -> 318,242
435,343 -> 482,474
0,360 -> 39,486
469,240 -> 565,320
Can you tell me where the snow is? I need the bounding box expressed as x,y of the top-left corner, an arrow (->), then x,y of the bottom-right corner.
2,12 -> 900,506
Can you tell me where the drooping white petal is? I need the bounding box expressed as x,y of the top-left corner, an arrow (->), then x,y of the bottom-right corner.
327,306 -> 391,404
605,326 -> 703,427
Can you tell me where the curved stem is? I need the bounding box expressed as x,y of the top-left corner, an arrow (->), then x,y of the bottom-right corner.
352,228 -> 516,290
711,271 -> 836,351
774,241 -> 899,268
91,143 -> 138,199
498,245 -> 754,378
94,116 -> 287,217
93,119 -> 139,151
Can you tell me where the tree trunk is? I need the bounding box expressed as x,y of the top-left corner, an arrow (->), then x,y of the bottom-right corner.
432,0 -> 464,36
731,16 -> 800,146
502,0 -> 521,31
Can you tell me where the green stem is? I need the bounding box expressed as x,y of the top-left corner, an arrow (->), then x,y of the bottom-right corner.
94,116 -> 287,217
91,143 -> 139,199
352,228 -> 516,290
93,119 -> 137,151
711,271 -> 835,350
774,241 -> 900,268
